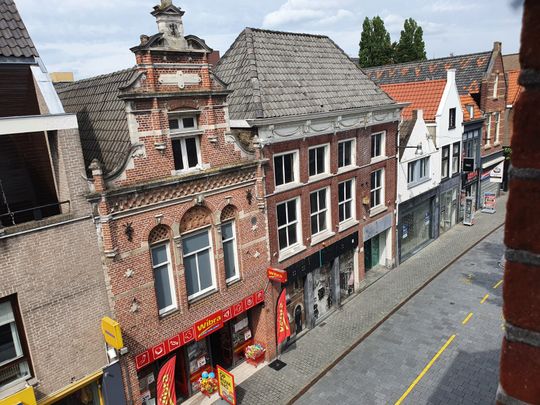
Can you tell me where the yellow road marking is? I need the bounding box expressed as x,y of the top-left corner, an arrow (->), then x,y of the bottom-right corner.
493,280 -> 503,289
395,335 -> 456,405
481,294 -> 489,304
462,312 -> 473,325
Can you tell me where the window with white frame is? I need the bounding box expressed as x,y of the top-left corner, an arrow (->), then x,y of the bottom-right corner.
183,229 -> 216,300
0,298 -> 31,389
308,145 -> 328,177
493,74 -> 499,99
221,221 -> 239,283
169,116 -> 197,132
172,137 -> 201,172
467,105 -> 474,119
338,179 -> 355,223
151,243 -> 177,315
486,114 -> 492,145
441,145 -> 450,179
310,188 -> 329,235
449,108 -> 456,129
338,139 -> 355,168
274,151 -> 298,187
277,198 -> 300,251
495,112 -> 501,143
371,132 -> 385,159
452,142 -> 460,175
407,157 -> 430,186
370,169 -> 384,209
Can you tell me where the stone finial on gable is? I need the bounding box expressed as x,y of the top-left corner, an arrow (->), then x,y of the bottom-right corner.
151,0 -> 188,50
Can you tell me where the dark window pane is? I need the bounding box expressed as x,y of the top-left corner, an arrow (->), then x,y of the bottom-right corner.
345,141 -> 352,166
318,190 -> 326,209
309,149 -> 316,176
184,255 -> 198,296
169,119 -> 179,130
345,202 -> 351,219
0,323 -> 16,363
287,200 -> 296,221
310,192 -> 318,213
277,203 -> 287,226
154,264 -> 173,310
338,183 -> 344,201
182,117 -> 195,128
278,228 -> 288,249
183,231 -> 209,254
318,212 -> 326,231
185,138 -> 199,167
311,215 -> 318,234
339,204 -> 345,223
284,154 -> 293,183
151,245 -> 168,266
221,222 -> 234,240
172,139 -> 184,171
316,148 -> 324,173
287,224 -> 297,245
223,240 -> 236,280
198,250 -> 213,291
338,143 -> 344,167
274,156 -> 283,185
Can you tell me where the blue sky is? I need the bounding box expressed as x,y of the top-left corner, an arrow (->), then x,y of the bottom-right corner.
16,0 -> 523,79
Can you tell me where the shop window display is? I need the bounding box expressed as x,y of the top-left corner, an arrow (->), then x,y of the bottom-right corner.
312,264 -> 333,323
339,250 -> 355,302
187,340 -> 211,393
286,278 -> 306,337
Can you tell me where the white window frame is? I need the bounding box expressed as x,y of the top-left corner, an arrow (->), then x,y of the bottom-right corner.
274,150 -> 299,188
169,115 -> 199,133
486,114 -> 492,146
221,221 -> 240,284
338,138 -> 356,170
467,105 -> 474,119
0,299 -> 31,390
407,156 -> 430,187
495,112 -> 501,144
452,142 -> 460,175
276,197 -> 302,252
151,242 -> 177,315
370,169 -> 384,210
441,145 -> 450,178
338,179 -> 355,224
308,144 -> 330,179
493,74 -> 499,99
182,228 -> 217,301
310,187 -> 330,236
171,136 -> 202,173
371,131 -> 386,160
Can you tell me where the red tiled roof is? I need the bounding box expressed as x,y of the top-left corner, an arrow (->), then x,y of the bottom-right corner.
460,94 -> 483,121
381,79 -> 447,121
506,70 -> 522,105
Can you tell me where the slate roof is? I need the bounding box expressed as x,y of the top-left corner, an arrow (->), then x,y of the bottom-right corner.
506,70 -> 522,105
363,51 -> 492,96
460,94 -> 482,121
0,0 -> 38,58
503,53 -> 520,71
381,80 -> 447,121
55,68 -> 138,175
214,28 -> 395,120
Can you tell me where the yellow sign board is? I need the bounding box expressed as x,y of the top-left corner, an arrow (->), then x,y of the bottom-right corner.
0,386 -> 37,405
217,365 -> 236,405
101,317 -> 123,349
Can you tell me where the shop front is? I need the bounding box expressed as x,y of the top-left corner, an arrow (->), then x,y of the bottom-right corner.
460,170 -> 480,220
480,153 -> 504,209
284,233 -> 358,339
134,290 -> 265,403
439,176 -> 461,235
363,213 -> 393,272
398,189 -> 438,263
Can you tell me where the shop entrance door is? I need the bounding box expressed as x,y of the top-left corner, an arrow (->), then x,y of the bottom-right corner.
364,234 -> 380,272
209,326 -> 233,370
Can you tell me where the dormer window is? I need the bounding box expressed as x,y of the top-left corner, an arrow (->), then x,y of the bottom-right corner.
168,113 -> 202,173
169,116 -> 197,132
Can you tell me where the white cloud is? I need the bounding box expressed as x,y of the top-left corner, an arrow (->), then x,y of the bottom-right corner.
262,0 -> 354,28
430,1 -> 478,12
383,14 -> 405,36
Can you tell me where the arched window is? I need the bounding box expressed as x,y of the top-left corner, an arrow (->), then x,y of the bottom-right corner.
149,225 -> 177,315
220,205 -> 240,283
180,207 -> 216,300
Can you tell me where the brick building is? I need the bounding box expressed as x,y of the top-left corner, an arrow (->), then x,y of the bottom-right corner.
0,1 -> 113,404
56,2 -> 274,403
365,42 -> 508,210
215,29 -> 403,340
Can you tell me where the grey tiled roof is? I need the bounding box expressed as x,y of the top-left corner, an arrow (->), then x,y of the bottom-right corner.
55,69 -> 137,175
0,0 -> 38,58
214,28 -> 395,120
363,52 -> 492,96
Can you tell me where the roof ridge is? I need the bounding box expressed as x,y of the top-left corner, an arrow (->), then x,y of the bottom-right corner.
364,50 -> 492,71
247,27 -> 329,39
381,78 -> 447,87
244,28 -> 264,118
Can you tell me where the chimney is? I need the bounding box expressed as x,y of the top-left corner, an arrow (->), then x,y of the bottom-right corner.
446,68 -> 456,84
493,41 -> 502,53
412,109 -> 424,121
49,72 -> 74,83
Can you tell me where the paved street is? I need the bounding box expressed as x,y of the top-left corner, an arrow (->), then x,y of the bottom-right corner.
226,194 -> 506,405
296,227 -> 504,405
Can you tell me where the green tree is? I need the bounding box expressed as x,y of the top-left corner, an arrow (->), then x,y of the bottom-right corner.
358,16 -> 394,68
394,18 -> 427,63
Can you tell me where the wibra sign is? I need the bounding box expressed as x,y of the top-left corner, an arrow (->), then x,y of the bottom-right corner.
135,289 -> 265,370
195,311 -> 224,341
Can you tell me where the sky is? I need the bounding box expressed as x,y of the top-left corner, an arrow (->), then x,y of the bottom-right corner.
15,0 -> 524,80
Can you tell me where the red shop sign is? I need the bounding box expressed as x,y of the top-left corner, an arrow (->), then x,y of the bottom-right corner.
267,267 -> 288,284
194,310 -> 224,341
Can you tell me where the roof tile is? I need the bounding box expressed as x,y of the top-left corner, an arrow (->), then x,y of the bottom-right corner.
0,0 -> 38,58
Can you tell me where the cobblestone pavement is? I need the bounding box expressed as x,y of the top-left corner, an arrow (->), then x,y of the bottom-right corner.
223,195 -> 507,405
296,226 -> 505,405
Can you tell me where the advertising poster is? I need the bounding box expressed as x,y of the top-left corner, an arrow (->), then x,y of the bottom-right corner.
217,365 -> 236,405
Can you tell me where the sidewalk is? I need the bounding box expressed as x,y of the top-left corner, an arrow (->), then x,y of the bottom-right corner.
221,194 -> 507,405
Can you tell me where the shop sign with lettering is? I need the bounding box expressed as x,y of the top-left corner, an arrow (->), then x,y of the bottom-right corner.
195,310 -> 224,341
267,267 -> 288,283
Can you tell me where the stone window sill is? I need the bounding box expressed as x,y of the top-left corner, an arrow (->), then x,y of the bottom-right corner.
338,219 -> 359,233
278,244 -> 306,262
310,230 -> 335,246
369,205 -> 388,218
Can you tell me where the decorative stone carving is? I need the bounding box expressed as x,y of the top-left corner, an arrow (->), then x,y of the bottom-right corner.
179,206 -> 212,233
158,71 -> 201,89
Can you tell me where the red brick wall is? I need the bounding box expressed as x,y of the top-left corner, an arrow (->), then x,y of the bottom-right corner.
263,121 -> 398,276
498,2 -> 540,403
